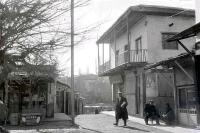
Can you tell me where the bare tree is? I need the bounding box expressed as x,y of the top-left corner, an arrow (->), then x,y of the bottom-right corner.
0,0 -> 94,83
0,0 -> 99,109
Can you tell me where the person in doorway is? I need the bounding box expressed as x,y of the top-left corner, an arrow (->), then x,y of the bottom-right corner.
144,100 -> 160,125
161,103 -> 175,125
0,97 -> 7,125
113,91 -> 128,126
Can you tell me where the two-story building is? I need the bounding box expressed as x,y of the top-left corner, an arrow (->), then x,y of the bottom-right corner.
97,5 -> 195,117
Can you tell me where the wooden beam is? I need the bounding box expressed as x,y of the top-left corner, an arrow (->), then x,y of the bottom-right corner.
174,60 -> 194,82
177,40 -> 193,57
173,68 -> 178,124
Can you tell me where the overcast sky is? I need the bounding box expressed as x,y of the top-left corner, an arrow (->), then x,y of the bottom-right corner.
58,0 -> 195,76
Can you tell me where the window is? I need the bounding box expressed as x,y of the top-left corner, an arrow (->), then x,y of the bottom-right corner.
135,37 -> 142,54
162,33 -> 178,50
178,88 -> 197,109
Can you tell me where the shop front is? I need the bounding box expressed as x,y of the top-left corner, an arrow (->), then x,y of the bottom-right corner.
6,76 -> 53,125
177,85 -> 198,126
145,53 -> 199,126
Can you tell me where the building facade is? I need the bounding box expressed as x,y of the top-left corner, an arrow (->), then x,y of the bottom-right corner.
97,5 -> 195,117
144,0 -> 200,126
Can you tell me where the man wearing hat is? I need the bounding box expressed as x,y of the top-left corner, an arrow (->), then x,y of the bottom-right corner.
113,91 -> 128,126
144,100 -> 160,125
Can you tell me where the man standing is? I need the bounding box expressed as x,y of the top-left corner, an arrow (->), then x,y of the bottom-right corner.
144,100 -> 160,125
113,91 -> 128,126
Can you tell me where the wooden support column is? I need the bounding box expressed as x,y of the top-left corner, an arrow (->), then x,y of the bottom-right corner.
126,16 -> 130,62
109,39 -> 111,68
173,68 -> 178,124
64,90 -> 66,114
114,29 -> 117,67
194,55 -> 200,125
142,72 -> 146,117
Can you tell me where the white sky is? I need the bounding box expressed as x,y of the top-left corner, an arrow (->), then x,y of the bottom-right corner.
58,0 -> 195,76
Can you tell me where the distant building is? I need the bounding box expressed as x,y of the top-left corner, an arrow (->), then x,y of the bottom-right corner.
54,79 -> 85,115
54,80 -> 72,115
64,74 -> 112,105
96,5 -> 195,117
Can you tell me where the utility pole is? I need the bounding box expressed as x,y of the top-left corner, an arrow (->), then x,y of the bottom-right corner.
70,0 -> 75,124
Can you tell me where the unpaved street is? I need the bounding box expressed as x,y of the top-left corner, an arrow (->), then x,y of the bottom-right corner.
75,114 -> 170,133
6,114 -> 170,133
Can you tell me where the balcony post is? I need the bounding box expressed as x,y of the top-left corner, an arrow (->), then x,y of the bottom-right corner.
109,39 -> 111,68
114,29 -> 117,67
102,43 -> 104,71
97,43 -> 100,73
126,16 -> 130,62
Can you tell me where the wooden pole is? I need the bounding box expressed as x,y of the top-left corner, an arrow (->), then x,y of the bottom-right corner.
70,0 -> 75,124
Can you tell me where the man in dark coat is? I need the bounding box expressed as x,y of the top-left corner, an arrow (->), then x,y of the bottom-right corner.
144,100 -> 160,125
113,91 -> 128,126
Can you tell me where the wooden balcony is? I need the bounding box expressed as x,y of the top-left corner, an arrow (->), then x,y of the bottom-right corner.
99,60 -> 111,74
98,49 -> 147,75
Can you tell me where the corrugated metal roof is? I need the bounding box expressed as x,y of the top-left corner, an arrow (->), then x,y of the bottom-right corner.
144,52 -> 192,70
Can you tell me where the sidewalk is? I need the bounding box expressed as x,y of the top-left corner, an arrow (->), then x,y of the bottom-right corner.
101,111 -> 200,133
43,113 -> 72,122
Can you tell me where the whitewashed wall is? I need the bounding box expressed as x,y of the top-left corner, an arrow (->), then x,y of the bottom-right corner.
147,15 -> 195,63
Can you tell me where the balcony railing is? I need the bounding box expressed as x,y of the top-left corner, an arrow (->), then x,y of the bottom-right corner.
116,49 -> 147,66
99,49 -> 147,74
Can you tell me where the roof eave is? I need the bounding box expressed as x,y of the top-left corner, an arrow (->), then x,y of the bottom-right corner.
96,5 -> 195,44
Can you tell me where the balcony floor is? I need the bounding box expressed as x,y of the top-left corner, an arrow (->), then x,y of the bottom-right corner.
98,62 -> 147,76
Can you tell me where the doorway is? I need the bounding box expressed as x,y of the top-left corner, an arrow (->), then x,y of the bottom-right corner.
178,86 -> 198,126
136,75 -> 140,114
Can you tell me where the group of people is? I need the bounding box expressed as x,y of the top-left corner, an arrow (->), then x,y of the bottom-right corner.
113,91 -> 175,126
144,100 -> 175,125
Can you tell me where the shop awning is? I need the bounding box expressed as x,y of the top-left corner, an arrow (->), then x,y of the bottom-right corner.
167,22 -> 200,42
145,53 -> 191,70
